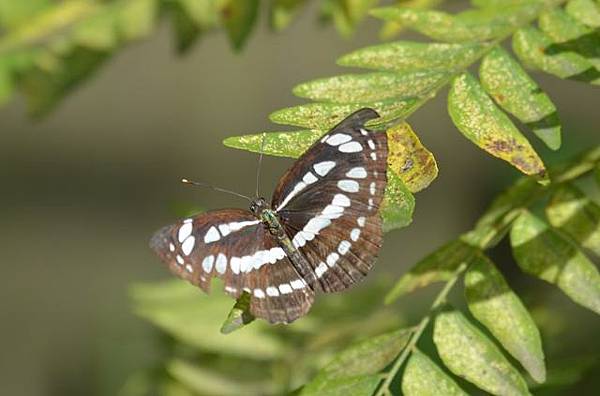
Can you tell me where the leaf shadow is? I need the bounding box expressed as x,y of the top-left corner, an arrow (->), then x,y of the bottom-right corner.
544,30 -> 600,83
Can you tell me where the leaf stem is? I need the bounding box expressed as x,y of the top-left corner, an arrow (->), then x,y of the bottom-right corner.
375,262 -> 468,396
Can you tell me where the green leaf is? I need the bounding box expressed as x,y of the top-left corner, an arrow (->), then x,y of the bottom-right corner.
565,0 -> 600,28
512,26 -> 600,85
221,0 -> 259,50
221,291 -> 255,334
130,280 -> 286,358
402,349 -> 468,396
479,46 -> 561,150
0,0 -> 50,29
293,71 -> 448,104
385,239 -> 477,303
338,41 -> 487,73
539,8 -> 600,70
371,5 -> 538,43
269,99 -> 420,130
466,177 -> 544,249
545,184 -> 600,256
166,358 -> 271,396
465,254 -> 546,382
301,328 -> 411,395
270,0 -> 309,31
510,210 -> 600,315
223,129 -> 322,158
381,170 -> 415,232
117,0 -> 157,41
434,309 -> 531,396
301,375 -> 382,396
448,72 -> 546,178
386,122 -> 438,193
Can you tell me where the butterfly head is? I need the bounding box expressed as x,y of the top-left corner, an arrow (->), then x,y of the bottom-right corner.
250,197 -> 269,216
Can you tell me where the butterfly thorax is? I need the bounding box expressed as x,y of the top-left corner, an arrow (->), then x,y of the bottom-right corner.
250,197 -> 284,238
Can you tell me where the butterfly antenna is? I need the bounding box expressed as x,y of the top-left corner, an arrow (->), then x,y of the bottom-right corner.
181,178 -> 252,202
255,133 -> 267,198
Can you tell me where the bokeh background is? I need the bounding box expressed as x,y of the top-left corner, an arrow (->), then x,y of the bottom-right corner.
0,2 -> 598,395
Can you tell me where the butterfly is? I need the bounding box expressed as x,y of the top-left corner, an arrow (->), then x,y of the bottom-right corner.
150,108 -> 388,324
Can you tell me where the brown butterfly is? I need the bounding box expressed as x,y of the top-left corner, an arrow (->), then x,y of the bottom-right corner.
150,108 -> 388,324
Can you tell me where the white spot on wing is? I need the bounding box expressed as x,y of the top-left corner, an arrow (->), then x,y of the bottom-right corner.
339,141 -> 363,153
338,180 -> 359,193
368,139 -> 376,150
204,226 -> 220,243
326,133 -> 352,146
202,255 -> 214,272
370,182 -> 376,195
169,243 -> 175,252
322,204 -> 344,219
181,236 -> 195,255
332,194 -> 351,207
215,253 -> 227,274
218,224 -> 231,237
276,181 -> 307,211
327,252 -> 340,267
338,240 -> 351,255
291,279 -> 306,289
346,167 -> 367,178
304,216 -> 331,235
351,228 -> 361,241
253,289 -> 265,298
370,152 -> 377,160
266,286 -> 279,297
303,171 -> 318,184
368,198 -> 374,210
313,161 -> 336,177
185,264 -> 193,273
176,255 -> 184,265
360,128 -> 368,136
357,217 -> 366,227
178,223 -> 193,243
230,257 -> 241,274
279,283 -> 293,294
315,262 -> 328,278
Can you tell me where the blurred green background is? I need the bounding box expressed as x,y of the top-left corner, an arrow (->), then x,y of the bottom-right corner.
0,1 -> 598,395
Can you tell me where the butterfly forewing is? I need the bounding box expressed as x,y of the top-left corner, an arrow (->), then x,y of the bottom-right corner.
150,209 -> 315,323
273,108 -> 388,292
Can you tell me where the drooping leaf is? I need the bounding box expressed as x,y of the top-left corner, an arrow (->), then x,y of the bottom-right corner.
324,0 -> 379,38
166,358 -> 272,396
433,309 -> 531,396
130,280 -> 286,358
512,26 -> 600,85
293,71 -> 448,104
465,254 -> 546,383
479,46 -> 561,150
221,0 -> 259,50
510,210 -> 600,315
221,291 -> 255,334
301,328 -> 411,395
402,349 -> 468,396
270,0 -> 309,31
385,239 -> 477,303
545,184 -> 600,256
565,0 -> 600,28
448,72 -> 546,178
338,41 -> 487,73
269,99 -> 420,130
380,170 -> 415,232
386,122 -> 438,193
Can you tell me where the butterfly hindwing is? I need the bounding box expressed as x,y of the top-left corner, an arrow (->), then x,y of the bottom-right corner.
273,108 -> 388,292
150,209 -> 315,323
